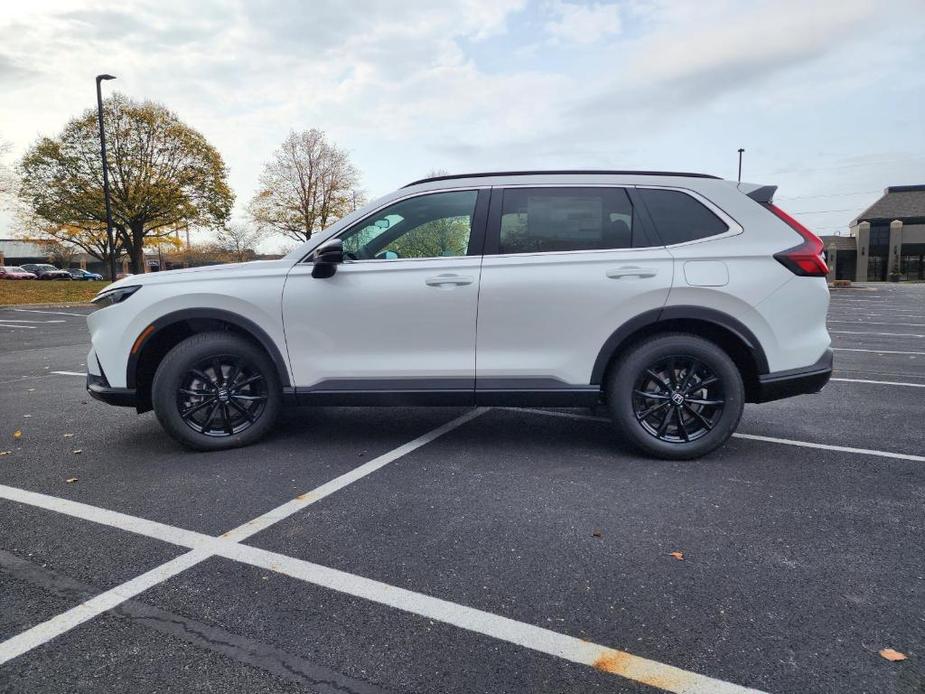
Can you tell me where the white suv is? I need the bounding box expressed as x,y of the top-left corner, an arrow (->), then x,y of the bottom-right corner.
87,171 -> 832,459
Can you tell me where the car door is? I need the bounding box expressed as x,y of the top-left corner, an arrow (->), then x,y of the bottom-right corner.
282,188 -> 489,402
475,185 -> 674,400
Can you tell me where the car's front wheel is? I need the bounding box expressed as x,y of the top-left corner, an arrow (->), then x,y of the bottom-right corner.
151,332 -> 281,451
607,333 -> 744,460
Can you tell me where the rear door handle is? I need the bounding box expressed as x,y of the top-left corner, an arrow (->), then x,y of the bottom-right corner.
606,266 -> 658,279
425,274 -> 474,287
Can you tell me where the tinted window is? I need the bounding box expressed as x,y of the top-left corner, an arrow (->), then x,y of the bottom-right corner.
339,190 -> 477,260
637,189 -> 728,245
499,187 -> 640,254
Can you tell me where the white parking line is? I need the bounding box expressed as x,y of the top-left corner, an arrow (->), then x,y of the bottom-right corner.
0,409 -> 487,665
0,550 -> 211,665
831,377 -> 925,388
0,319 -> 66,323
0,323 -> 36,329
0,493 -> 761,693
9,308 -> 88,317
0,408 -> 764,693
829,320 -> 925,328
511,408 -> 925,463
830,330 -> 925,338
50,371 -> 86,376
834,347 -> 925,356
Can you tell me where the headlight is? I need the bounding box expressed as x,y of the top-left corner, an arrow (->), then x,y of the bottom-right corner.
91,285 -> 141,308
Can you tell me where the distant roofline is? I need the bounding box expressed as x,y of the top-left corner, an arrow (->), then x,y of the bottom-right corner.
885,184 -> 925,194
402,170 -> 721,188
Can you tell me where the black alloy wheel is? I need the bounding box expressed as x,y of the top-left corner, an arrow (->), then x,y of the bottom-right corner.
632,356 -> 725,443
177,355 -> 268,437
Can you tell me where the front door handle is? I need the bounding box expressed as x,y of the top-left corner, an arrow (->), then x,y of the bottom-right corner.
425,274 -> 474,287
606,266 -> 658,279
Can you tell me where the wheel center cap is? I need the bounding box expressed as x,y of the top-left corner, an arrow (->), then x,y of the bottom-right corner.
671,392 -> 685,405
217,388 -> 230,402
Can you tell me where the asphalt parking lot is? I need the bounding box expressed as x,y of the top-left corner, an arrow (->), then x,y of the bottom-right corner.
1,284 -> 923,694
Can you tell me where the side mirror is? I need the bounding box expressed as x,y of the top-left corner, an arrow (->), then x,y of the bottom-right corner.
311,239 -> 344,278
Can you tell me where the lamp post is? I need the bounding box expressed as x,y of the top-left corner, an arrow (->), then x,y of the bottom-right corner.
737,148 -> 745,183
95,74 -> 117,281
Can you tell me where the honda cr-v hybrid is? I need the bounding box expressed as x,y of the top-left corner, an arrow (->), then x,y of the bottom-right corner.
87,171 -> 832,459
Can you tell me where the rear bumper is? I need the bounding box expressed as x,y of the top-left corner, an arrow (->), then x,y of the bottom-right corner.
755,349 -> 833,403
87,373 -> 136,408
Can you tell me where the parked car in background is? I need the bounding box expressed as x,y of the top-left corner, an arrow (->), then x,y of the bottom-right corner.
0,266 -> 38,280
20,263 -> 72,280
68,268 -> 104,281
86,170 -> 832,459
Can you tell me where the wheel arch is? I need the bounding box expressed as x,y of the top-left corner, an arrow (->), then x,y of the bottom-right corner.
591,306 -> 769,402
127,308 -> 291,412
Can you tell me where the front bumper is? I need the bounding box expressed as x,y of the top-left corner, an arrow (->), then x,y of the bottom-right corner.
87,373 -> 136,408
754,348 -> 833,403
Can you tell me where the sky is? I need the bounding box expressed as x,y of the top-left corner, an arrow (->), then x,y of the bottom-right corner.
1,0 -> 923,250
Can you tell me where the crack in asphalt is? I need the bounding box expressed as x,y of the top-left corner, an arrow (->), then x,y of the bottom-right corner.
0,549 -> 391,694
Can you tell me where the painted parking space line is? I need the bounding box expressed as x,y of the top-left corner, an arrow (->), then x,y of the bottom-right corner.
831,377 -> 925,388
829,320 -> 925,328
0,488 -> 763,694
0,409 -> 487,666
221,407 -> 489,543
217,543 -> 763,694
511,409 -> 925,463
0,411 -> 765,693
0,323 -> 36,329
834,347 -> 925,356
0,549 -> 210,666
0,319 -> 66,323
50,371 -> 86,376
9,308 -> 90,317
830,330 -> 925,338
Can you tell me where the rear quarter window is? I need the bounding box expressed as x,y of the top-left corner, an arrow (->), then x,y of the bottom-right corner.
638,188 -> 728,245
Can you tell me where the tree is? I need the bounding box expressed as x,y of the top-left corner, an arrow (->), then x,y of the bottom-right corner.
0,138 -> 15,207
17,94 -> 234,276
216,223 -> 265,263
43,239 -> 81,268
248,129 -> 362,242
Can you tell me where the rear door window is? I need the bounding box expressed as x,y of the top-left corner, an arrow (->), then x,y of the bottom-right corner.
636,188 -> 728,245
498,187 -> 645,254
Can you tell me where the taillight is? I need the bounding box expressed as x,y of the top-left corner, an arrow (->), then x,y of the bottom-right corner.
765,203 -> 829,277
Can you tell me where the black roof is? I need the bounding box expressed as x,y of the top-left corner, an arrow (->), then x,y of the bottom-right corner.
403,170 -> 721,188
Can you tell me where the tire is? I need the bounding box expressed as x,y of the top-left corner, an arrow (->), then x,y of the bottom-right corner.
151,332 -> 281,451
606,333 -> 744,460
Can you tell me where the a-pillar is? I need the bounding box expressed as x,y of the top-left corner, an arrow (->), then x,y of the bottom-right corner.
855,221 -> 870,282
887,219 -> 903,277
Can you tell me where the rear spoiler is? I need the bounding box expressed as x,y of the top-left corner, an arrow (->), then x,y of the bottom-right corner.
737,182 -> 777,204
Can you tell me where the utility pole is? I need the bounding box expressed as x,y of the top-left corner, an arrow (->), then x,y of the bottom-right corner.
95,74 -> 117,280
737,148 -> 745,183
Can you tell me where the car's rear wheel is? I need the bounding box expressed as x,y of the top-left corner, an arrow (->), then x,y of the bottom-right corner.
152,332 -> 281,451
607,333 -> 744,460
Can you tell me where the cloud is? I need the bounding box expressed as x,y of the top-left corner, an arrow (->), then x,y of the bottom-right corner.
544,1 -> 621,44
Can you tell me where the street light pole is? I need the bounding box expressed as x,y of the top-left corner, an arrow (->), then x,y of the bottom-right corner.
95,74 -> 117,280
737,148 -> 745,183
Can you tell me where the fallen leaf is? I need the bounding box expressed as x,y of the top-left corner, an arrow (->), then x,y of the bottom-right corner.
879,648 -> 907,662
13,430 -> 22,439
65,477 -> 78,484
72,449 -> 82,455
0,451 -> 11,457
592,530 -> 603,538
63,433 -> 74,438
670,551 -> 685,561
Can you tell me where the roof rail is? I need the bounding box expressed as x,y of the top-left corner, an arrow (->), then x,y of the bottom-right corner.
402,170 -> 721,188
